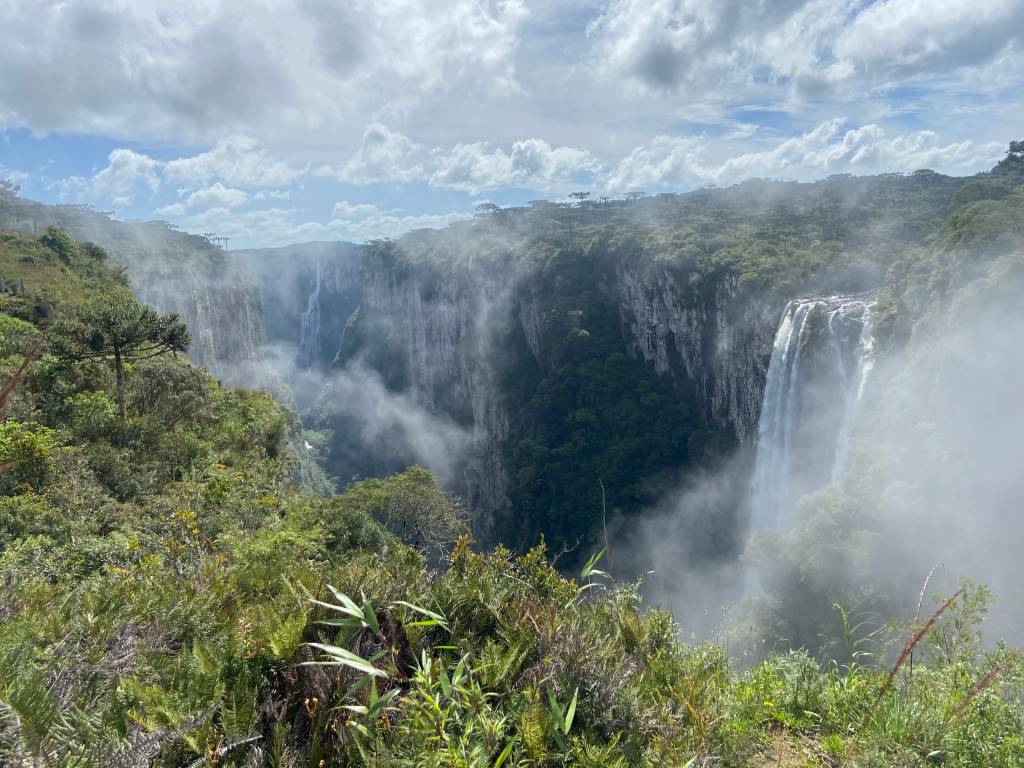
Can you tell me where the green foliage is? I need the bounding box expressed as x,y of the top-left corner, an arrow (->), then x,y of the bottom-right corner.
874,184 -> 1024,348
52,292 -> 192,419
67,390 -> 118,441
0,315 -> 39,359
0,422 -> 56,494
38,226 -> 78,263
79,241 -> 109,262
337,465 -> 468,559
3,175 -> 1024,767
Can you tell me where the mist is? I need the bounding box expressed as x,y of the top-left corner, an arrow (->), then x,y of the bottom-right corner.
254,339 -> 473,489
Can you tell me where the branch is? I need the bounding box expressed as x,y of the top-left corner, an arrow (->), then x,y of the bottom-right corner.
0,341 -> 42,419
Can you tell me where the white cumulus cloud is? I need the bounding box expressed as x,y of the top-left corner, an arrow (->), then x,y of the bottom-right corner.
164,135 -> 305,188
607,119 -> 1006,190
430,138 -> 600,193
316,123 -> 424,185
185,182 -> 249,209
89,148 -> 162,202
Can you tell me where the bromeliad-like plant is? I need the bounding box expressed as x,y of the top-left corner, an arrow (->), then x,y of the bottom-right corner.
303,585 -> 449,699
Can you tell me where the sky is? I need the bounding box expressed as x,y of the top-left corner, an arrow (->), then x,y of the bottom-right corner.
0,0 -> 1021,248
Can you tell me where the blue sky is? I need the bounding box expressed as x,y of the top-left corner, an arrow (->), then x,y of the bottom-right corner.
1,0 -> 1022,248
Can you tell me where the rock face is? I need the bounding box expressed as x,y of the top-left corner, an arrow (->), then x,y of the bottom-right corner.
240,243 -> 784,540
129,262 -> 265,381
357,267 -> 514,540
241,243 -> 516,539
616,267 -> 780,442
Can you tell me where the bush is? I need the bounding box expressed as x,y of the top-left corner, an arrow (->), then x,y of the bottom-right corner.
126,357 -> 211,428
0,421 -> 56,494
79,242 -> 109,262
0,315 -> 39,358
38,226 -> 78,263
67,391 -> 118,442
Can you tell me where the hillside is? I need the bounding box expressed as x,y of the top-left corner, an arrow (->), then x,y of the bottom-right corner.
0,187 -> 263,379
2,175 -> 1024,765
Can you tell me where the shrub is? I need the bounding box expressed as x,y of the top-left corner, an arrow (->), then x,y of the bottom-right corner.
38,226 -> 78,263
79,242 -> 109,262
0,421 -> 56,494
67,391 -> 118,442
0,315 -> 39,359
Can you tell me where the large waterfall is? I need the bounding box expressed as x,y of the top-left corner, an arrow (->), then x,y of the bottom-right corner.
748,295 -> 876,536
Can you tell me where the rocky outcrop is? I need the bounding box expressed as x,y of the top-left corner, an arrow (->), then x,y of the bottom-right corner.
130,263 -> 264,381
616,267 -> 780,441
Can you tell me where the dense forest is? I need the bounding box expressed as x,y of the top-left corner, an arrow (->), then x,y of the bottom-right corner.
2,147 -> 1024,766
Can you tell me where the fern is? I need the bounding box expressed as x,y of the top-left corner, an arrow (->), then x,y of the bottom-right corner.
519,699 -> 548,765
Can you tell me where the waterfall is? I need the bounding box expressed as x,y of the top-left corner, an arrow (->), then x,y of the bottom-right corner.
748,294 -> 876,535
299,260 -> 322,367
831,303 -> 875,482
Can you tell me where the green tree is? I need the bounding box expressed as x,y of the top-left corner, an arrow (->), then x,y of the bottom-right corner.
79,242 -> 109,262
335,466 -> 468,560
52,294 -> 192,420
38,226 -> 78,263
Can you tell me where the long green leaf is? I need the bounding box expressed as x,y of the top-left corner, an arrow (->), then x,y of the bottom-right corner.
564,687 -> 578,733
327,585 -> 362,615
493,740 -> 514,768
391,600 -> 450,631
304,643 -> 387,678
310,598 -> 364,621
362,599 -> 381,634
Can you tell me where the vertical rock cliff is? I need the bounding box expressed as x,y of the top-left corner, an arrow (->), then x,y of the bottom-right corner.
616,266 -> 781,442
241,240 -> 788,546
128,258 -> 265,381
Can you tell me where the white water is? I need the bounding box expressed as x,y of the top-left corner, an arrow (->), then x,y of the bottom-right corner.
831,303 -> 875,483
299,260 -> 322,367
748,295 -> 876,535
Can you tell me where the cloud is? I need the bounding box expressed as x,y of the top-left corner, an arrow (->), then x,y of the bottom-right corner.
89,148 -> 162,202
328,200 -> 470,241
253,189 -> 292,201
315,131 -> 601,193
331,201 -> 385,219
830,0 -> 1024,82
158,199 -> 470,249
1,0 -> 1018,222
316,123 -> 423,185
587,0 -> 829,95
0,165 -> 29,185
607,119 -> 1005,190
154,202 -> 187,217
430,138 -> 600,193
164,135 -> 305,188
185,182 -> 249,209
588,0 -> 1024,101
0,0 -> 529,145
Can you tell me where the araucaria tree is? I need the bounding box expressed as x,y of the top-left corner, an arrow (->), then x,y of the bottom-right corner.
53,293 -> 192,420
